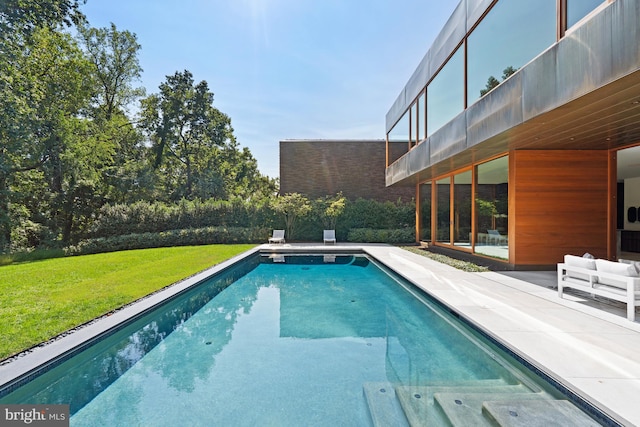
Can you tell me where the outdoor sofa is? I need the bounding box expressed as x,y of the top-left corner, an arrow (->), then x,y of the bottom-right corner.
557,254 -> 640,321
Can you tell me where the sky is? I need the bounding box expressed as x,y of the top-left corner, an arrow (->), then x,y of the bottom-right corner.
80,0 -> 459,179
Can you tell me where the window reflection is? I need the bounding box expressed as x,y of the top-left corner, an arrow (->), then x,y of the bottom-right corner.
436,177 -> 451,243
467,0 -> 555,105
475,156 -> 509,260
454,171 -> 472,247
419,182 -> 432,241
388,110 -> 410,146
418,91 -> 426,143
427,47 -> 464,136
567,0 -> 604,28
410,103 -> 417,148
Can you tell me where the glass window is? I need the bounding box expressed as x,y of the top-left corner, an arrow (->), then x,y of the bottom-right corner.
410,103 -> 417,147
567,0 -> 604,28
475,156 -> 509,260
454,170 -> 472,247
419,181 -> 432,241
467,0 -> 556,105
418,91 -> 426,142
427,47 -> 464,136
388,110 -> 410,145
436,177 -> 451,243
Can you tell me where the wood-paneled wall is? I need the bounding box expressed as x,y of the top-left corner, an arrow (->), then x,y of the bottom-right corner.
510,150 -> 610,266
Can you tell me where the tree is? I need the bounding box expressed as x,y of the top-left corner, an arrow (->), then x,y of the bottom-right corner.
314,193 -> 346,230
479,76 -> 500,97
78,23 -> 144,121
0,27 -> 94,249
139,70 -> 235,201
0,0 -> 86,251
0,0 -> 85,45
272,193 -> 312,241
479,66 -> 519,97
77,23 -> 146,204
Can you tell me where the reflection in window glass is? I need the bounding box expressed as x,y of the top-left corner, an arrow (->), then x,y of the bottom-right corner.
410,103 -> 417,147
428,47 -> 464,136
388,110 -> 410,145
475,156 -> 509,260
418,91 -> 426,142
467,0 -> 555,105
454,170 -> 472,247
436,177 -> 451,243
567,0 -> 604,28
419,182 -> 431,241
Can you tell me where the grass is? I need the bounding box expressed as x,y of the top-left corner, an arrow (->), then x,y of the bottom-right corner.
0,244 -> 255,361
401,246 -> 489,272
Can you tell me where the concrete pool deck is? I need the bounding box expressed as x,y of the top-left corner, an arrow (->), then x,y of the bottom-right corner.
1,243 -> 638,425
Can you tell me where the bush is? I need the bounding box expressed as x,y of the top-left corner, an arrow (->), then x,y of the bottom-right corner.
347,228 -> 415,244
87,199 -> 277,239
82,196 -> 415,245
66,226 -> 270,256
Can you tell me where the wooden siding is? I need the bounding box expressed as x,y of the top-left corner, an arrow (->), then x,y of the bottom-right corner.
511,150 -> 610,266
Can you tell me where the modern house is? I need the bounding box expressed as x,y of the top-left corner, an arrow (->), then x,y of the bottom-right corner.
280,139 -> 414,202
385,0 -> 640,268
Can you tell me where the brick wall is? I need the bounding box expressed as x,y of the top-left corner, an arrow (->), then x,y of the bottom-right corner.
279,139 -> 414,202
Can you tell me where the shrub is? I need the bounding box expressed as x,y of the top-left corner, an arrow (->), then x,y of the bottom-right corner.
86,199 -> 276,238
82,196 -> 415,245
347,228 -> 415,244
66,226 -> 270,255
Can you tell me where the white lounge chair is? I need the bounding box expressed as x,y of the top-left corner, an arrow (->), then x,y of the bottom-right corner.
269,229 -> 285,244
323,229 -> 336,244
487,229 -> 508,245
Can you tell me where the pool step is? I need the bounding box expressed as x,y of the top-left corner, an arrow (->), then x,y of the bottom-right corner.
482,399 -> 601,427
433,390 -> 549,426
365,380 -> 597,426
396,383 -> 531,427
363,382 -> 410,427
364,380 -> 512,426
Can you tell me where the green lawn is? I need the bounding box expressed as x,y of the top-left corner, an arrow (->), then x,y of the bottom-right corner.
0,244 -> 255,360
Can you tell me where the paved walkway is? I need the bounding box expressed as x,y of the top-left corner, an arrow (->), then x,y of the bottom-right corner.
356,245 -> 640,427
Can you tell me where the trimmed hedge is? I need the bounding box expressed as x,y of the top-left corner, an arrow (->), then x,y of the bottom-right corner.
347,228 -> 415,244
86,199 -> 276,239
67,226 -> 270,256
78,197 -> 416,247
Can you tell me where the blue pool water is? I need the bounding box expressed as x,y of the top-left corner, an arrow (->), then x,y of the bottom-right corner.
1,254 -> 602,426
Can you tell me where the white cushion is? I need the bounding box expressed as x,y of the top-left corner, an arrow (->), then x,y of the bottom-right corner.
564,255 -> 596,281
564,254 -> 596,270
596,259 -> 639,289
619,259 -> 640,274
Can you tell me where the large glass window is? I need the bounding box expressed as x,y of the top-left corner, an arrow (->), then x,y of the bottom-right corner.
410,103 -> 417,148
418,91 -> 426,143
467,0 -> 556,105
567,0 -> 605,28
436,177 -> 451,243
475,156 -> 509,259
419,181 -> 432,241
427,47 -> 464,136
388,111 -> 409,145
454,170 -> 472,247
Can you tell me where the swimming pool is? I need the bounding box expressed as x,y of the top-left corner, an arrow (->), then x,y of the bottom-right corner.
1,252 -> 605,425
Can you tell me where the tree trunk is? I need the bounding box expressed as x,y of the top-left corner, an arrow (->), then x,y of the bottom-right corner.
0,171 -> 11,251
